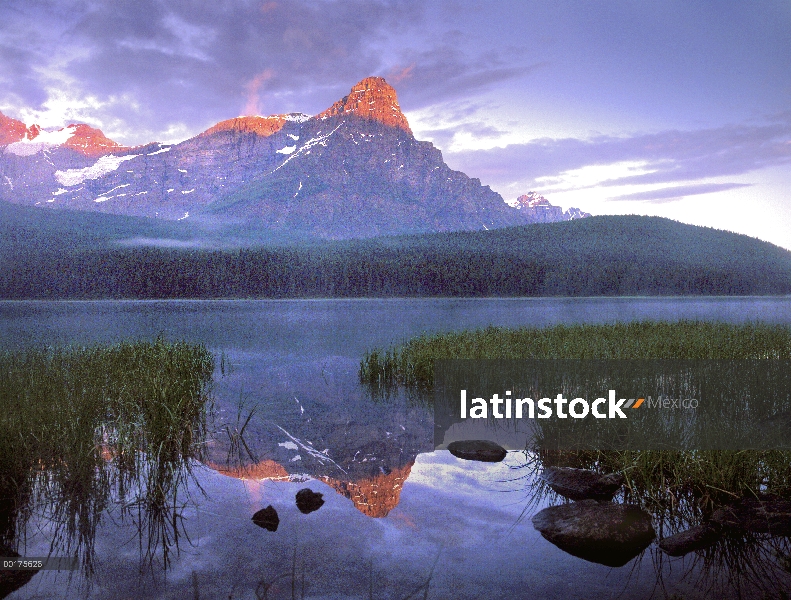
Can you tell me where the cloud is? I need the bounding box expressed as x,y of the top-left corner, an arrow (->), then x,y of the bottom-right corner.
387,64 -> 415,84
243,69 -> 275,116
445,115 -> 791,193
116,237 -> 210,249
386,42 -> 546,109
607,182 -> 754,203
1,0 -> 549,146
0,0 -> 428,144
0,1 -> 77,112
419,120 -> 508,149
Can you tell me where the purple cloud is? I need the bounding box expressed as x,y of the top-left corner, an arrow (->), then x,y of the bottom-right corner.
445,114 -> 791,191
382,41 -> 546,109
419,120 -> 509,148
607,182 -> 754,203
0,0 -> 539,145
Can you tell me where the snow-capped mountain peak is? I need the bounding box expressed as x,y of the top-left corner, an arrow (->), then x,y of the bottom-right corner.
1,111 -> 128,157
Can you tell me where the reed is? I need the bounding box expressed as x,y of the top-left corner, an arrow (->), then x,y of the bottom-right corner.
360,321 -> 791,389
0,339 -> 214,573
361,320 -> 791,525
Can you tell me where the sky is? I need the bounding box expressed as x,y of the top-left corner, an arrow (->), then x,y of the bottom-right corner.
1,0 -> 790,248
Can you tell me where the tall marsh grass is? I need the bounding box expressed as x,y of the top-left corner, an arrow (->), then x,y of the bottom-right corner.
360,321 -> 791,388
0,339 -> 214,572
361,321 -> 791,547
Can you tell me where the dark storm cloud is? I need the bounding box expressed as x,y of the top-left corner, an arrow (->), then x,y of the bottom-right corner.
607,183 -> 754,204
446,115 -> 791,191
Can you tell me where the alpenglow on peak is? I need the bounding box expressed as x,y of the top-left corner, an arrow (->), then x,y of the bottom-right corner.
317,77 -> 412,134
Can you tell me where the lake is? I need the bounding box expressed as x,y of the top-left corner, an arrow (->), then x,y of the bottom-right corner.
2,296 -> 791,599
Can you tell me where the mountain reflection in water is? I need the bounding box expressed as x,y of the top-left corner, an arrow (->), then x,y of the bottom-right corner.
5,296 -> 791,598
207,459 -> 414,518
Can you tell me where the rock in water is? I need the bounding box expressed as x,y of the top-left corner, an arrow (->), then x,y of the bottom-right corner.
447,440 -> 507,463
658,522 -> 722,556
296,488 -> 325,514
541,467 -> 624,501
532,500 -> 655,567
252,505 -> 280,532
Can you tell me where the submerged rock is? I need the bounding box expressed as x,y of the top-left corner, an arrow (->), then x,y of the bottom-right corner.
447,440 -> 507,463
658,522 -> 722,556
252,505 -> 280,532
532,499 -> 655,567
296,488 -> 325,514
541,467 -> 624,501
711,496 -> 791,536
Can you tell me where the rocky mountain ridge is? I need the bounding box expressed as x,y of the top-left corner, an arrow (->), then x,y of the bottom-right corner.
317,76 -> 412,133
199,113 -> 310,138
1,77 -> 588,238
0,112 -> 28,146
515,191 -> 591,223
0,113 -> 130,157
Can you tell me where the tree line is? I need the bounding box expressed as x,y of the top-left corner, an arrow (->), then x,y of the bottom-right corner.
3,216 -> 791,299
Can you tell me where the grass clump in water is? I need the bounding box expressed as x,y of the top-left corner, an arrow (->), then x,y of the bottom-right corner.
0,339 -> 214,573
359,321 -> 791,389
361,321 -> 791,541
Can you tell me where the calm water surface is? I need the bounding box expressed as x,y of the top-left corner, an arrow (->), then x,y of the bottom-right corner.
2,297 -> 791,599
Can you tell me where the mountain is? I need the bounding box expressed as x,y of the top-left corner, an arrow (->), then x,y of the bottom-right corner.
515,191 -> 591,223
0,112 -> 28,146
0,77 -> 554,239
0,112 -> 130,157
207,459 -> 414,518
317,75 -> 412,133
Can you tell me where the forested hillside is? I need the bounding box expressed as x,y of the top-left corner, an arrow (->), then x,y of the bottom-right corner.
3,215 -> 791,299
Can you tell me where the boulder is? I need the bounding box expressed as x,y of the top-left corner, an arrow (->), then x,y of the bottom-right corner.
447,440 -> 507,463
658,522 -> 722,556
541,467 -> 624,501
711,496 -> 791,536
532,500 -> 655,567
295,488 -> 325,514
252,505 -> 279,532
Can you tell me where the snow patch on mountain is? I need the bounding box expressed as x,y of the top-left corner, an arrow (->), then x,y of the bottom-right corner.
102,184 -> 130,195
5,126 -> 77,156
147,146 -> 172,155
270,122 -> 344,174
55,154 -> 139,186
